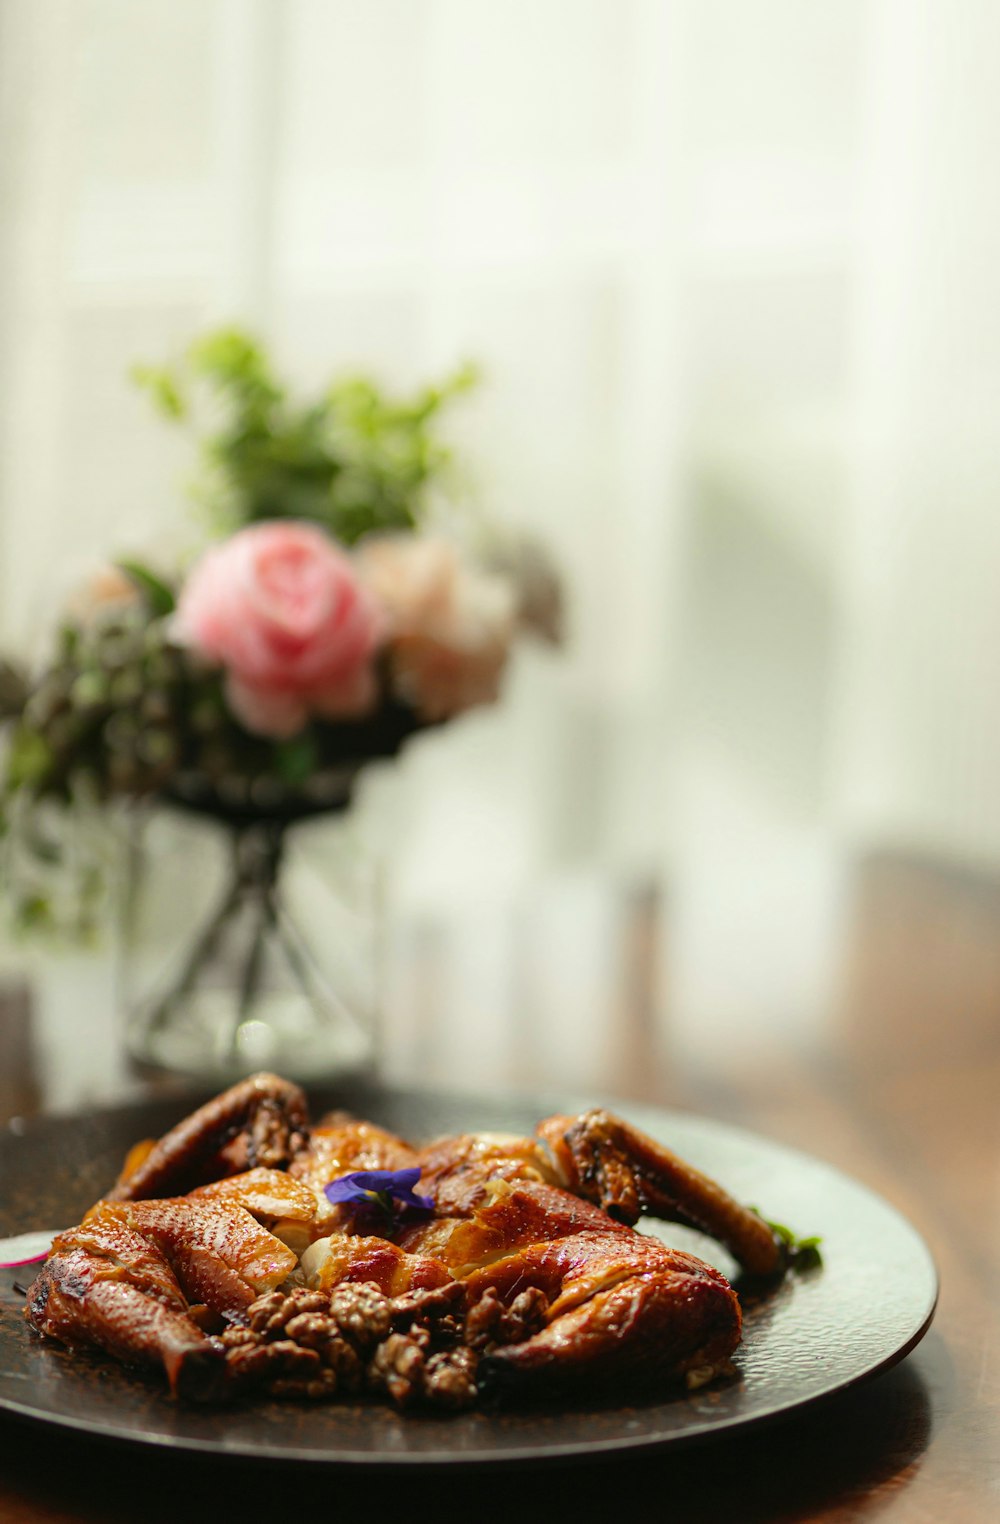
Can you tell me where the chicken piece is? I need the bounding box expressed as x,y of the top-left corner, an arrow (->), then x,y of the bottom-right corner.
106,1073 -> 310,1202
82,1198 -> 297,1317
289,1116 -> 420,1194
25,1216 -> 226,1401
25,1193 -> 299,1398
537,1110 -> 782,1277
298,1234 -> 454,1297
187,1168 -> 327,1257
468,1234 -> 741,1400
396,1177 -> 632,1273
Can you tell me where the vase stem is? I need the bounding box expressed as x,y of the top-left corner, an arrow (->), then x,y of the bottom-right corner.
227,821 -> 285,1062
123,810 -> 376,1081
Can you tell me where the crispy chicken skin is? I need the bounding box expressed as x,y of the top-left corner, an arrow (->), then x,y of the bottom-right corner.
288,1117 -> 421,1198
537,1110 -> 783,1277
24,1073 -> 784,1406
476,1242 -> 741,1400
299,1234 -> 455,1296
25,1215 -> 227,1400
84,1199 -> 298,1315
29,1258 -> 227,1400
106,1073 -> 310,1201
186,1168 -> 325,1256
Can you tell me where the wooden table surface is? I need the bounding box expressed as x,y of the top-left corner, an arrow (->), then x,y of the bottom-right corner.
0,849 -> 997,1522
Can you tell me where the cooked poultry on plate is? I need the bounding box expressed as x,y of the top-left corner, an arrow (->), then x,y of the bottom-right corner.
23,1073 -> 793,1410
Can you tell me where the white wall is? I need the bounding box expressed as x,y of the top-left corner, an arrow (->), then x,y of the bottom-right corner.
3,1 -> 1000,1078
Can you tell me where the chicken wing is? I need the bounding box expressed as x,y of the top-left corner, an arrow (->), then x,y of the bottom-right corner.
536,1109 -> 783,1277
106,1072 -> 310,1201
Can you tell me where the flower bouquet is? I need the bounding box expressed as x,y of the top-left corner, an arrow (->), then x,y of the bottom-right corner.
0,330 -> 559,1079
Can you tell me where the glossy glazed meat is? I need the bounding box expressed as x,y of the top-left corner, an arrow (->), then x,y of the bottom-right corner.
537,1109 -> 781,1277
25,1211 -> 227,1399
86,1198 -> 298,1315
106,1072 -> 310,1200
296,1115 -> 759,1399
24,1073 -> 785,1407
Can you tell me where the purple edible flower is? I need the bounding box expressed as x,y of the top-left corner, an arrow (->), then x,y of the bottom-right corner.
324,1167 -> 434,1226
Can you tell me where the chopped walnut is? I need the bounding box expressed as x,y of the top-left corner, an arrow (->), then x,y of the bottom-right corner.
422,1347 -> 478,1410
216,1333 -> 275,1385
217,1325 -> 257,1349
284,1310 -> 339,1348
226,1284 -> 392,1399
466,1286 -> 549,1350
258,1337 -> 322,1379
328,1281 -> 394,1349
368,1330 -> 429,1407
223,1278 -> 494,1410
247,1288 -> 324,1336
503,1288 -> 550,1343
218,1329 -> 324,1391
368,1325 -> 479,1411
391,1282 -> 467,1344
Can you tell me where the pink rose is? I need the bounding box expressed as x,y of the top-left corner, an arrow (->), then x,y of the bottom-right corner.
173,522 -> 382,739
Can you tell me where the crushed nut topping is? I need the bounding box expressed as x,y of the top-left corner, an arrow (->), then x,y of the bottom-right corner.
217,1278 -> 549,1410
465,1286 -> 550,1350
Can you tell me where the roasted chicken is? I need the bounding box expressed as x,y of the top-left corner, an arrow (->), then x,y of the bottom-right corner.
24,1072 -> 787,1409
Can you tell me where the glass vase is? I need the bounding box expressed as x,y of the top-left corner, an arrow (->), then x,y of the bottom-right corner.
118,804 -> 380,1083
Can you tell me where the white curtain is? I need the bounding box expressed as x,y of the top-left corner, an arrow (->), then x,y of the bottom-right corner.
2,0 -> 999,1086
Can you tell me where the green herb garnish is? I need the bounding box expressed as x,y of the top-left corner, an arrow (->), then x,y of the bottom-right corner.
756,1212 -> 824,1271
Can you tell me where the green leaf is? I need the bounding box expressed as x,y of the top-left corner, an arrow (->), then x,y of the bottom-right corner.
0,659 -> 28,720
130,364 -> 186,419
70,671 -> 111,710
132,328 -> 479,540
5,730 -> 55,791
17,895 -> 53,932
757,1212 -> 824,1271
273,735 -> 319,788
117,561 -> 176,619
188,328 -> 282,407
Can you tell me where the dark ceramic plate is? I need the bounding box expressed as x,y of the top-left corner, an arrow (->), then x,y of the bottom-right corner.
0,1083 -> 938,1467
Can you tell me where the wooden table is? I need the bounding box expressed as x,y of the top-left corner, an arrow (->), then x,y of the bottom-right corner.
0,850 -> 997,1522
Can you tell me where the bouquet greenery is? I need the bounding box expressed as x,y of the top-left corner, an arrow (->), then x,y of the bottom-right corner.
0,329 -> 560,938
131,327 -> 478,544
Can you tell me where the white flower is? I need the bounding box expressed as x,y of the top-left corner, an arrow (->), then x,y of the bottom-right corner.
68,565 -> 142,626
357,535 -> 516,721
